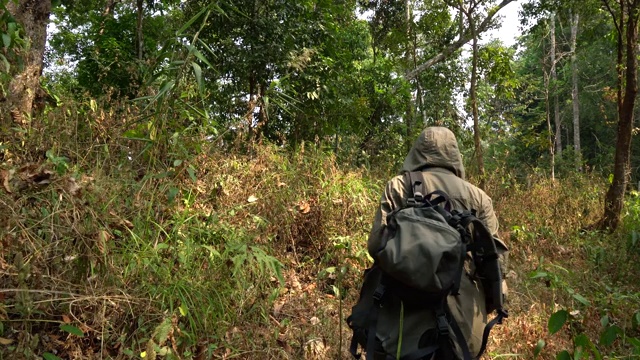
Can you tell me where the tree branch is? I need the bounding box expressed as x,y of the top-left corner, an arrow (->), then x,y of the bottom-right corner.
405,0 -> 515,80
602,0 -> 621,34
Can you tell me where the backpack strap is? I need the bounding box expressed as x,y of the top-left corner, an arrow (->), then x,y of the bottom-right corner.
406,171 -> 427,204
465,217 -> 509,359
364,283 -> 386,360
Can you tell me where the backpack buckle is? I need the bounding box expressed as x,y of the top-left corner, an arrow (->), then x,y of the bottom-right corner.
414,191 -> 424,202
436,314 -> 449,336
373,285 -> 386,306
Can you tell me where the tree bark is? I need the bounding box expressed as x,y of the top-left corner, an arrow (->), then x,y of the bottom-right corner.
136,0 -> 144,61
550,12 -> 562,157
570,11 -> 581,170
471,34 -> 485,188
405,0 -> 414,152
602,0 -> 639,230
4,0 -> 52,125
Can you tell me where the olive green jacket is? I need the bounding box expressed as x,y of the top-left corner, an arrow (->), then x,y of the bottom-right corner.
367,126 -> 499,258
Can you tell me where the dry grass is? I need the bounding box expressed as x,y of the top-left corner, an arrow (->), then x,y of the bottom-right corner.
2,108 -> 640,359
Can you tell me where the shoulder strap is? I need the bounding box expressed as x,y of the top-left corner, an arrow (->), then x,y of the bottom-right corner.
405,171 -> 427,204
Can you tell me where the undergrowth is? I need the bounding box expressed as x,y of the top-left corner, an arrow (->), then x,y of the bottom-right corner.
1,104 -> 640,359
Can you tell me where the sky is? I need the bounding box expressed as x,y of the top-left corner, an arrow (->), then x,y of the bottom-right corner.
485,1 -> 523,47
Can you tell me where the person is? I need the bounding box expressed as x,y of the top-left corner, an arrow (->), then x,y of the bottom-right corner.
366,126 -> 507,359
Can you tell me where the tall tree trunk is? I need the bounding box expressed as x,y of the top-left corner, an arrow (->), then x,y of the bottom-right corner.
404,0 -> 414,152
3,0 -> 52,126
471,35 -> 485,188
550,12 -> 562,157
602,0 -> 639,230
544,70 -> 555,182
570,11 -> 581,170
136,0 -> 144,61
409,1 -> 427,126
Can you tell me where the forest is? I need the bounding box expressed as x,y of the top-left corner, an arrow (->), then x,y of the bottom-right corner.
1,0 -> 640,358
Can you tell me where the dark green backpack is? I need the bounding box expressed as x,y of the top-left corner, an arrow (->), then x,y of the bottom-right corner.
347,172 -> 508,360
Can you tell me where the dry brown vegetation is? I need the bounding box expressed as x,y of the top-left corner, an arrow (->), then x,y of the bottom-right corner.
1,107 -> 640,359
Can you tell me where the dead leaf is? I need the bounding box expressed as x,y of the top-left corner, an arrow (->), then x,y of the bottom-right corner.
298,201 -> 311,214
277,182 -> 286,187
0,337 -> 14,345
66,177 -> 81,196
304,338 -> 327,360
97,230 -> 112,253
247,195 -> 258,203
310,317 -> 320,326
332,199 -> 343,205
1,170 -> 11,193
62,315 -> 71,324
273,301 -> 284,317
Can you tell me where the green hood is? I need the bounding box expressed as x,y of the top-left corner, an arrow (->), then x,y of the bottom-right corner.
401,127 -> 465,179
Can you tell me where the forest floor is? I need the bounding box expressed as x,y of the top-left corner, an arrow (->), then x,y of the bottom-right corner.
2,134 -> 640,360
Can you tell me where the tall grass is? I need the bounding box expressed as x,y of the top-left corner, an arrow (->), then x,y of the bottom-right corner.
2,101 -> 640,359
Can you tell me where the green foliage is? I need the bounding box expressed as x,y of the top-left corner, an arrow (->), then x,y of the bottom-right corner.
0,0 -> 26,85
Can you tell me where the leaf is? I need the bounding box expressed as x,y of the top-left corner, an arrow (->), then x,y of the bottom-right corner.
530,271 -> 548,279
1,169 -> 11,193
190,47 -> 213,69
173,159 -> 183,167
191,62 -> 204,93
633,312 -> 640,330
572,293 -> 590,306
60,324 -> 84,337
2,33 -> 10,48
177,6 -> 208,35
548,310 -> 569,335
153,318 -> 172,344
179,304 -> 188,317
42,353 -> 62,360
168,187 -> 180,203
0,337 -> 14,345
600,325 -> 622,346
556,350 -> 571,360
574,334 -> 601,360
61,314 -> 71,324
202,245 -> 221,258
533,339 -> 545,358
247,195 -> 258,203
187,165 -> 197,182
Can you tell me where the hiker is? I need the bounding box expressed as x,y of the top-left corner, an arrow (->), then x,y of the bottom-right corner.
349,126 -> 508,360
368,126 -> 499,255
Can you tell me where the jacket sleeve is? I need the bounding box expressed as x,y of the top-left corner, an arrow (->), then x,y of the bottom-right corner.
477,191 -> 499,239
367,175 -> 407,258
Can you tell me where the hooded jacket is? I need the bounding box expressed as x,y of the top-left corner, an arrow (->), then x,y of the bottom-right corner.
367,127 -> 499,257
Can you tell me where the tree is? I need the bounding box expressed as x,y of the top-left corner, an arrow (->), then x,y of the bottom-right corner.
570,10 -> 581,170
550,12 -> 562,158
3,0 -> 52,125
601,0 -> 640,230
405,0 -> 515,80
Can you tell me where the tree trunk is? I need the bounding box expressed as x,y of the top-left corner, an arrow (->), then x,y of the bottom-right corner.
404,0 -> 414,152
544,70 -> 555,182
550,12 -> 562,157
470,35 -> 485,188
570,11 -> 581,170
136,0 -> 144,61
602,0 -> 639,230
4,0 -> 52,125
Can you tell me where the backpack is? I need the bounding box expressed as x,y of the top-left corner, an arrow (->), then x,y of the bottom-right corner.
347,171 -> 508,360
